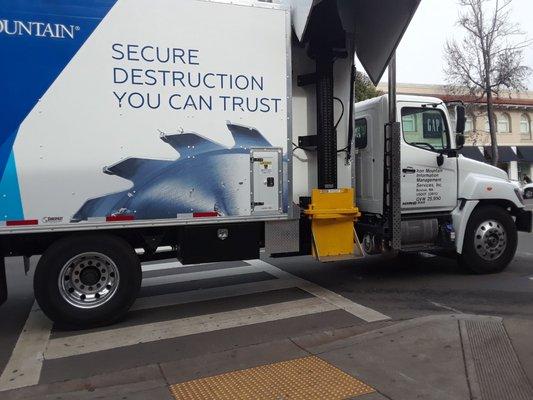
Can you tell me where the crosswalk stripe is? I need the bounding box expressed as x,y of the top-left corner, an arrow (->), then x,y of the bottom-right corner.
247,260 -> 390,323
141,265 -> 260,287
0,302 -> 52,392
44,297 -> 337,360
2,259 -> 391,391
132,278 -> 299,311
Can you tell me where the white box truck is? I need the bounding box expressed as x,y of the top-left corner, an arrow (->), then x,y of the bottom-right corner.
0,0 -> 531,327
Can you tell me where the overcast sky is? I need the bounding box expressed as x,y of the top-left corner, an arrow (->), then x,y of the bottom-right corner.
364,0 -> 533,89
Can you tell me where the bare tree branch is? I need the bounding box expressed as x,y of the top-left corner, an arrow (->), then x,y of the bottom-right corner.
443,0 -> 532,165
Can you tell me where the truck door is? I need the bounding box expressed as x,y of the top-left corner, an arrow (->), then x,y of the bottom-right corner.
400,105 -> 458,213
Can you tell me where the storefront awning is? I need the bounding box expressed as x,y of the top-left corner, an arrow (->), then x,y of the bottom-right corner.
484,146 -> 519,162
459,146 -> 485,162
517,146 -> 533,162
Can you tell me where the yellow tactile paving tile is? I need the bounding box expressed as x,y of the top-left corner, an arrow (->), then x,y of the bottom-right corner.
169,355 -> 375,400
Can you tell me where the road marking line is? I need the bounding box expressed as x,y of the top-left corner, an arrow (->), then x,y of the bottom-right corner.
132,278 -> 299,311
517,252 -> 533,258
2,258 -> 387,389
0,302 -> 53,392
141,265 -> 260,287
428,300 -> 463,314
44,298 -> 337,360
247,259 -> 390,323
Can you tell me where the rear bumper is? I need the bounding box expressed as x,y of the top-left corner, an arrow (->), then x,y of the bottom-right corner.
0,257 -> 6,306
516,210 -> 533,233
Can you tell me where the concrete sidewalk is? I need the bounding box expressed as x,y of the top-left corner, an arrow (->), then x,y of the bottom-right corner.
3,314 -> 533,400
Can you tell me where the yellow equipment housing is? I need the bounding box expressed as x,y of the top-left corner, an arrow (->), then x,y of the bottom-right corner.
304,188 -> 364,262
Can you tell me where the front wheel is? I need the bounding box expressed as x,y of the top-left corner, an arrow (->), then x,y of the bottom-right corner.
34,234 -> 141,329
459,205 -> 517,274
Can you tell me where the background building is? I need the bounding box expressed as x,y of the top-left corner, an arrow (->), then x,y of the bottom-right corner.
377,83 -> 533,182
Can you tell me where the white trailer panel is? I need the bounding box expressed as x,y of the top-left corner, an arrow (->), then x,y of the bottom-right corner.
1,0 -> 292,233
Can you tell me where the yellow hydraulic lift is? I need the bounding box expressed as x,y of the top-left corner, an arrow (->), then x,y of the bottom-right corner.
305,188 -> 363,262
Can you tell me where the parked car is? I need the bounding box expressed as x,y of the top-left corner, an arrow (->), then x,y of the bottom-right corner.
524,183 -> 533,199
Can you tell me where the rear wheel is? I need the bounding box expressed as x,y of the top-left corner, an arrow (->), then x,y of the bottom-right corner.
459,205 -> 517,274
34,234 -> 141,329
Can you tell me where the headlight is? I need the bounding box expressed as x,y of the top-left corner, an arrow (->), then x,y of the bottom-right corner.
514,188 -> 524,205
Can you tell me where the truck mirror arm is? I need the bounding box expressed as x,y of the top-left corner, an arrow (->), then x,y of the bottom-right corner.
437,153 -> 445,167
455,133 -> 465,150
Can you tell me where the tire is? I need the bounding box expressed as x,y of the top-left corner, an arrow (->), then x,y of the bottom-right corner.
34,234 -> 141,329
458,205 -> 517,274
525,188 -> 533,200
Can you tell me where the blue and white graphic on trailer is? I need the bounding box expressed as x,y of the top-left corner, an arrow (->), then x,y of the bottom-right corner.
0,0 -> 118,220
72,123 -> 284,221
0,0 -> 290,225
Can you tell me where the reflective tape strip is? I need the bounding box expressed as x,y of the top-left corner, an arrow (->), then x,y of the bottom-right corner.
193,212 -> 219,218
6,219 -> 38,226
106,215 -> 135,222
176,213 -> 194,219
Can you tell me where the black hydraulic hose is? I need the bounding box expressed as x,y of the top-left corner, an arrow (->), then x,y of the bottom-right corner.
333,97 -> 344,129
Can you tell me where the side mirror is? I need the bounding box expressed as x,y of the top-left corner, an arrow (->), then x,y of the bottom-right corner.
456,133 -> 465,150
455,105 -> 466,134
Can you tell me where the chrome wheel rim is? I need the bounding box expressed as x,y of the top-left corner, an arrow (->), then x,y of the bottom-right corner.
474,220 -> 507,261
58,252 -> 119,309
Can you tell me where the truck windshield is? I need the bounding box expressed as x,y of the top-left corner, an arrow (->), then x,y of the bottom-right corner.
401,107 -> 449,152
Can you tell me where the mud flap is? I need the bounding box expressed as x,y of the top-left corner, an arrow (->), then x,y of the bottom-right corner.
0,257 -> 7,306
516,210 -> 532,233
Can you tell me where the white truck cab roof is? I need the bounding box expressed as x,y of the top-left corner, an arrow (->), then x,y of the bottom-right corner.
353,94 -> 445,111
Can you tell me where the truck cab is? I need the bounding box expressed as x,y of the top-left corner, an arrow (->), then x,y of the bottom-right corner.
353,94 -> 531,273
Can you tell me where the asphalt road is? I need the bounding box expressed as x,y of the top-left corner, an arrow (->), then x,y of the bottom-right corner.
0,214 -> 532,397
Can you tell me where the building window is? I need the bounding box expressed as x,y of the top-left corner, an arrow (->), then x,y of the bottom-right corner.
465,115 -> 473,133
497,113 -> 511,133
484,114 -> 497,132
521,114 -> 531,139
518,162 -> 531,183
402,114 -> 416,132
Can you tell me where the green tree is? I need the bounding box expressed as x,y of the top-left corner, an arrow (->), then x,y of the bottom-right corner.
354,71 -> 382,101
